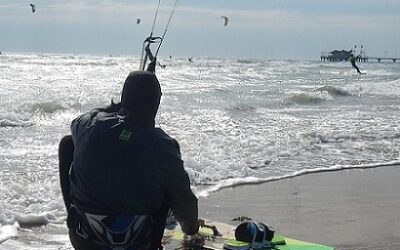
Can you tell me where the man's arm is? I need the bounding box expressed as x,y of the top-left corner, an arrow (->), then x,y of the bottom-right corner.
59,135 -> 74,212
159,141 -> 199,235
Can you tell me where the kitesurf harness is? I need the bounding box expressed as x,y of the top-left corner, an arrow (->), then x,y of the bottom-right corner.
70,198 -> 171,250
71,203 -> 153,249
140,0 -> 178,73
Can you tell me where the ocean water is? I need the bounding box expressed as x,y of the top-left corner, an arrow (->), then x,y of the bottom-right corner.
0,53 -> 400,248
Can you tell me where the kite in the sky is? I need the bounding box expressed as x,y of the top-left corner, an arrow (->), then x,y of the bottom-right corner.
221,16 -> 228,27
30,3 -> 36,13
137,18 -> 141,24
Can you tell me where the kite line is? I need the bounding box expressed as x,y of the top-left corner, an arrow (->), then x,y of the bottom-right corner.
139,0 -> 178,73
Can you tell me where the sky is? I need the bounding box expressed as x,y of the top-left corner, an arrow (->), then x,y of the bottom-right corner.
1,0 -> 399,59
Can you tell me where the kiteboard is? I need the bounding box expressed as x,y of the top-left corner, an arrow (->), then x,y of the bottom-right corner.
163,219 -> 335,250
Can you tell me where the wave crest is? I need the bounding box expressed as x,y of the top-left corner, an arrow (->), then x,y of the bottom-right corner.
315,86 -> 352,97
0,222 -> 19,244
0,114 -> 33,127
288,91 -> 332,104
29,101 -> 67,114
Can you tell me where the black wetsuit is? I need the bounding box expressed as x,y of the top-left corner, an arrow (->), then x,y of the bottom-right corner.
350,55 -> 362,74
59,108 -> 198,250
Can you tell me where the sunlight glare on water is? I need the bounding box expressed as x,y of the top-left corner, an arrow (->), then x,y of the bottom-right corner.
1,53 -> 400,248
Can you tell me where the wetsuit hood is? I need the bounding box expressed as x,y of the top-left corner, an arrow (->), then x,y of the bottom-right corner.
121,71 -> 162,126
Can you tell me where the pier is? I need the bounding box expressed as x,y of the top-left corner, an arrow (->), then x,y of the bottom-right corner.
366,57 -> 398,63
320,50 -> 398,63
321,55 -> 398,63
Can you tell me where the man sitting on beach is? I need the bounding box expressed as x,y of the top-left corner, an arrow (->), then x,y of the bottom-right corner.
59,71 -> 201,249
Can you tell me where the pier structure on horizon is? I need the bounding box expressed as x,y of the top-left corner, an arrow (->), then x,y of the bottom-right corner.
321,50 -> 398,63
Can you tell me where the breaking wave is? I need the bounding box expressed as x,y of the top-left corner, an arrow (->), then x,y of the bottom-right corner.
288,86 -> 351,105
29,101 -> 67,114
0,114 -> 33,127
196,160 -> 400,197
315,85 -> 352,96
288,91 -> 332,104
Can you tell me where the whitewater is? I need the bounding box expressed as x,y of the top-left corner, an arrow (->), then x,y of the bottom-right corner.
0,53 -> 399,248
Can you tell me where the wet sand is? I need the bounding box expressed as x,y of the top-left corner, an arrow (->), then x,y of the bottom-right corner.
2,166 -> 400,249
199,165 -> 400,250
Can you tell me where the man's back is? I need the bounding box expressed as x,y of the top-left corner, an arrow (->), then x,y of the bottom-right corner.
70,109 -> 182,213
61,71 -> 199,250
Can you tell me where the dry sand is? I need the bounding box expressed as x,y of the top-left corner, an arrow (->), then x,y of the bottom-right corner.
199,165 -> 400,250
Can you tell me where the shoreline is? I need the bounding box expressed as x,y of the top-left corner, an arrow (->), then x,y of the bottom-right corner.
199,165 -> 400,250
196,161 -> 400,198
1,165 -> 399,249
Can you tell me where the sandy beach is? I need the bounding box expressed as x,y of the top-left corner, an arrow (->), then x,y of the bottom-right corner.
199,165 -> 400,250
1,165 -> 400,249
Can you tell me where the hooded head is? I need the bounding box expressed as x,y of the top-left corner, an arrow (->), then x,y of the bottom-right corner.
120,71 -> 162,127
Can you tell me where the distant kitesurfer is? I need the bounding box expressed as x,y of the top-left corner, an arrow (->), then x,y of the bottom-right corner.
157,61 -> 166,68
349,53 -> 362,74
137,18 -> 141,24
59,71 -> 202,249
30,3 -> 36,13
188,57 -> 193,63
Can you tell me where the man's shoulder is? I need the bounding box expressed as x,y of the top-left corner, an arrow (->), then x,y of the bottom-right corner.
150,128 -> 180,150
71,109 -> 122,137
151,128 -> 177,142
78,109 -> 120,123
